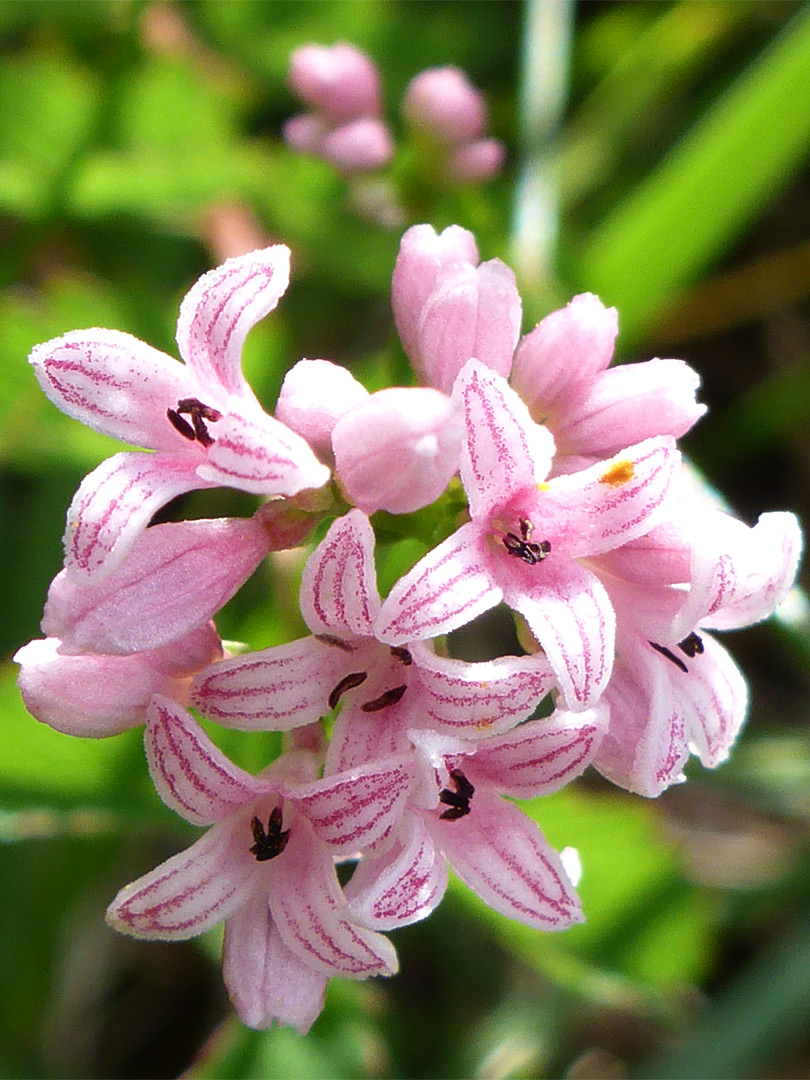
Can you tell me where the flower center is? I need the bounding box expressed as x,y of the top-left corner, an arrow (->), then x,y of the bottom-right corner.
166,397 -> 222,447
500,516 -> 551,565
648,632 -> 705,673
438,768 -> 475,820
249,806 -> 290,861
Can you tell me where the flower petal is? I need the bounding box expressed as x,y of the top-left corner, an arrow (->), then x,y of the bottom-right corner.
434,792 -> 582,929
191,636 -> 345,731
346,814 -> 447,930
269,820 -> 399,978
276,358 -> 369,461
145,696 -> 268,824
29,329 -> 200,450
290,757 -> 412,855
324,702 -> 409,775
511,293 -> 618,422
64,451 -> 212,578
454,359 -> 555,519
14,627 -> 220,738
300,510 -> 381,638
332,387 -> 463,514
222,896 -> 327,1033
43,516 -> 271,655
410,643 -> 555,738
416,259 -> 522,394
541,436 -> 679,560
199,403 -> 330,496
375,522 -> 502,645
466,706 -> 607,797
506,559 -> 614,710
176,246 -> 291,400
106,819 -> 255,940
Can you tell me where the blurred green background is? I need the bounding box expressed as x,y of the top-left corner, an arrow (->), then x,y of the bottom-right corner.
2,1 -> 810,1077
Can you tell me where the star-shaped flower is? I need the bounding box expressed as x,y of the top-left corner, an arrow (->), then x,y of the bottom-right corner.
375,360 -> 680,710
30,246 -> 330,579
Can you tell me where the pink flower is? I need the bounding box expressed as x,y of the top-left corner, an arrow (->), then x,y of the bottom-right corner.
107,696 -> 408,1032
591,509 -> 802,795
41,513 -> 273,655
347,706 -> 606,932
375,360 -> 679,710
402,67 -> 488,145
392,224 -> 521,394
288,43 -> 382,123
511,293 -> 706,467
14,622 -> 221,737
284,44 -> 393,175
30,247 -> 330,579
190,510 -> 555,774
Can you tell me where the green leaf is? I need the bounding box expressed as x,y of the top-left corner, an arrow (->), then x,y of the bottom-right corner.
577,5 -> 810,342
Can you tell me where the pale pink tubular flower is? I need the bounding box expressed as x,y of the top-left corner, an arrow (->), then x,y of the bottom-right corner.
41,513 -> 273,656
29,247 -> 330,580
190,509 -> 556,775
375,360 -> 680,711
14,622 -> 221,737
591,509 -> 802,796
284,44 -> 393,175
347,706 -> 606,932
511,293 -> 706,467
107,696 -> 408,1032
391,223 -> 521,394
289,43 -> 382,123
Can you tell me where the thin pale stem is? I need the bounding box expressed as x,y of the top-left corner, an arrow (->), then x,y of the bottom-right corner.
511,0 -> 575,306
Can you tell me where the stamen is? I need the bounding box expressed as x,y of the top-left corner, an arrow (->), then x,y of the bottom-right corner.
249,807 -> 290,862
439,768 -> 475,820
360,684 -> 407,712
678,632 -> 704,658
390,646 -> 413,666
315,633 -> 355,653
328,671 -> 368,710
649,640 -> 689,673
167,397 -> 223,446
501,524 -> 551,565
167,408 -> 196,441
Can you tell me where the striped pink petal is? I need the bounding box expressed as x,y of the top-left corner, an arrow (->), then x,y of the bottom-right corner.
346,815 -> 447,930
301,510 -> 382,638
191,636 -> 346,731
454,359 -> 555,519
145,696 -> 268,824
199,404 -> 330,496
269,821 -> 398,978
176,246 -> 291,401
375,522 -> 501,645
29,328 -> 202,450
505,559 -> 614,711
465,706 -> 606,797
106,818 -> 255,941
289,757 -> 412,855
222,896 -> 327,1033
410,643 -> 555,739
63,451 -> 212,578
433,792 -> 582,930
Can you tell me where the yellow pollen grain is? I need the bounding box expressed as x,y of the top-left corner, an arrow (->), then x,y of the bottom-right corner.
599,460 -> 635,487
536,481 -> 551,492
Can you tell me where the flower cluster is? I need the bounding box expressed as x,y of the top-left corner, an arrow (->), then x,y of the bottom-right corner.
284,42 -> 503,185
16,224 -> 801,1033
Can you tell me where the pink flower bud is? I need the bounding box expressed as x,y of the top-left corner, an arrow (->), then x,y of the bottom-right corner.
392,224 -> 479,369
288,43 -> 381,122
282,112 -> 329,155
444,137 -> 505,185
276,359 -> 369,461
332,387 -> 464,514
319,118 -> 394,175
402,66 -> 488,145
